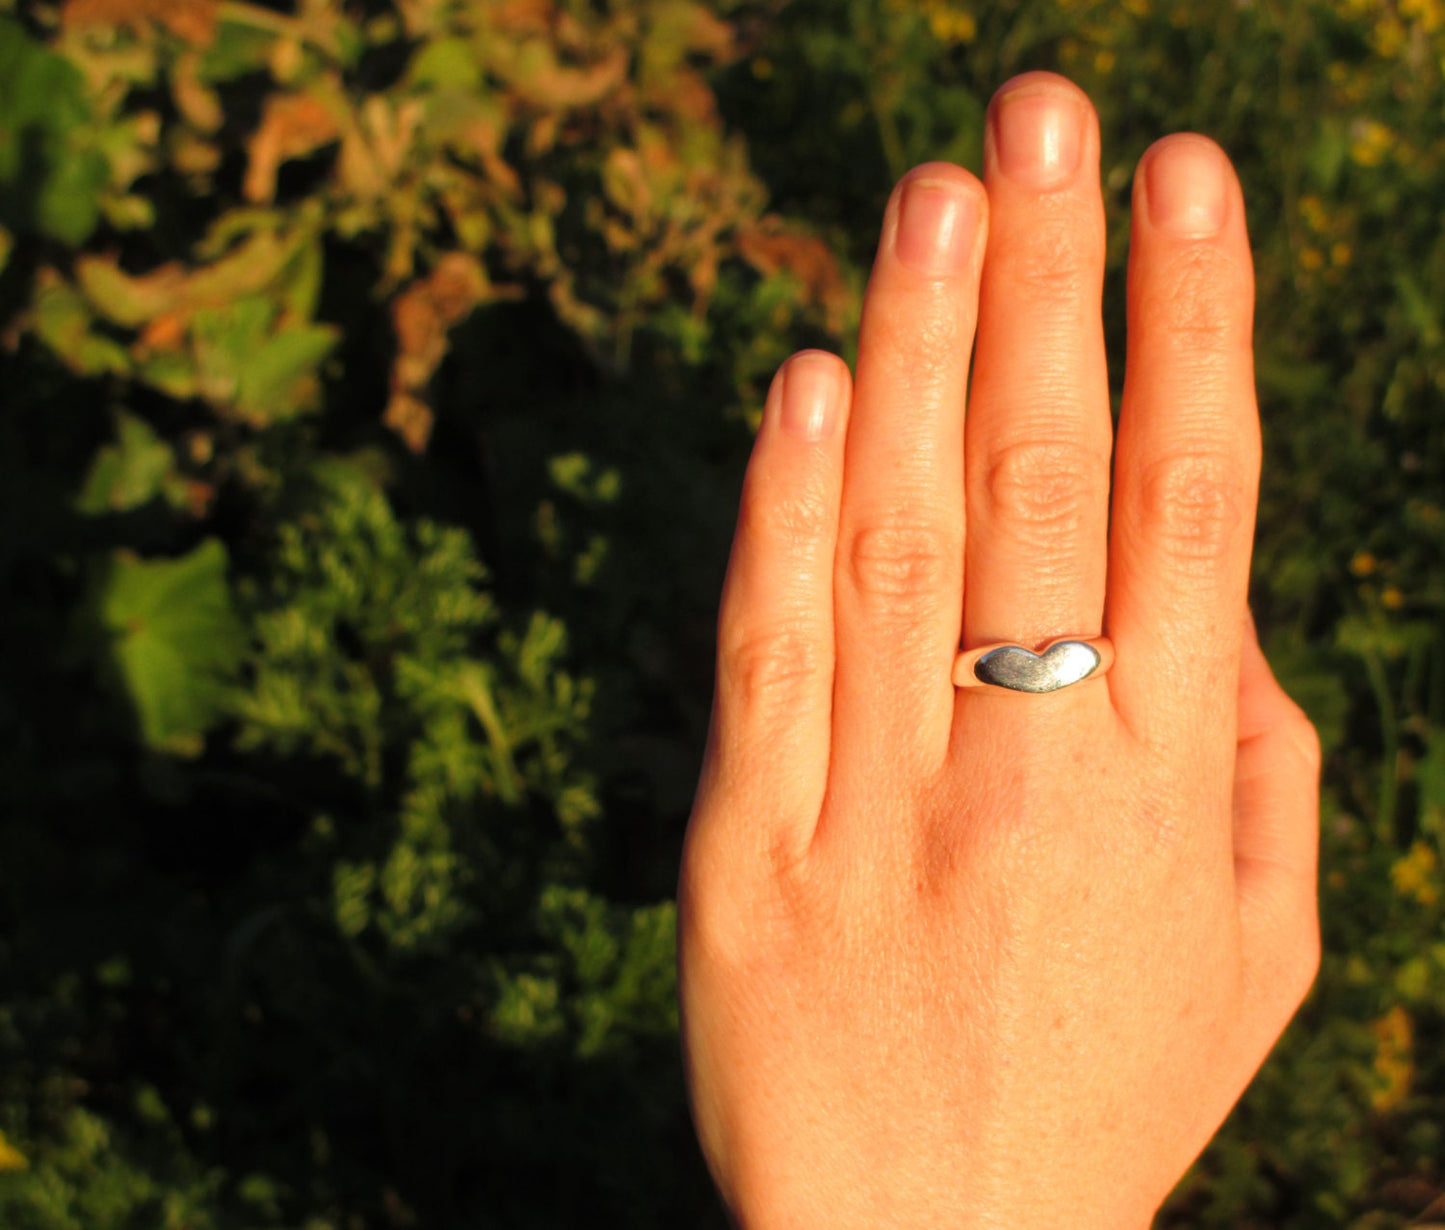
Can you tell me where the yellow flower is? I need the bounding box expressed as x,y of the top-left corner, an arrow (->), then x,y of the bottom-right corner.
1331,241 -> 1353,266
1123,0 -> 1151,13
927,7 -> 978,44
1391,840 -> 1439,905
1371,1005 -> 1414,1113
1402,0 -> 1444,30
1350,119 -> 1395,166
1094,48 -> 1116,73
1382,585 -> 1405,609
1300,246 -> 1325,271
1371,13 -> 1408,55
1351,550 -> 1377,575
0,1132 -> 26,1172
1299,195 -> 1328,230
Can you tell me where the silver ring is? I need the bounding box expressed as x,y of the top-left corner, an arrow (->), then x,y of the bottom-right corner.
952,637 -> 1114,693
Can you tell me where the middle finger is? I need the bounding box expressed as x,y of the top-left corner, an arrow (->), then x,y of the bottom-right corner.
964,73 -> 1113,655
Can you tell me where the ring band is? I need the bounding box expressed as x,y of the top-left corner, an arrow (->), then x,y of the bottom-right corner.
953,637 -> 1114,693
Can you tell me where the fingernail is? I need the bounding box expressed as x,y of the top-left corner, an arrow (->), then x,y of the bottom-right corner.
894,178 -> 978,276
1145,138 -> 1229,237
992,90 -> 1083,188
779,354 -> 840,441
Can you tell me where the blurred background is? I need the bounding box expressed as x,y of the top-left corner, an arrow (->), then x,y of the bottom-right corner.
0,0 -> 1441,1225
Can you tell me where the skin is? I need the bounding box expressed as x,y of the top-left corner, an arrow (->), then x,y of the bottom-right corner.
678,72 -> 1322,1229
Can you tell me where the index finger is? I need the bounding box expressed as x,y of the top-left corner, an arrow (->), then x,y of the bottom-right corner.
1105,134 -> 1260,746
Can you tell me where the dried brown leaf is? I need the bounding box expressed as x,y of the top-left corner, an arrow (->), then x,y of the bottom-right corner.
396,0 -> 449,38
427,252 -> 488,325
184,479 -> 217,517
738,219 -> 850,330
490,0 -> 554,35
270,39 -> 304,84
649,66 -> 718,123
603,148 -> 652,219
385,253 -> 490,449
383,391 -> 434,452
391,291 -> 446,388
138,312 -> 187,353
243,92 -> 342,204
63,0 -> 218,45
678,3 -> 736,60
76,256 -> 189,327
503,43 -> 628,109
172,51 -> 223,133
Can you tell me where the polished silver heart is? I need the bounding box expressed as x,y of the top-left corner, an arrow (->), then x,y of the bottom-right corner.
973,641 -> 1102,693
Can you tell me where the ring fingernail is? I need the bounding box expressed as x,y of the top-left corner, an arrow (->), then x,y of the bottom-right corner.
780,354 -> 840,441
894,178 -> 978,276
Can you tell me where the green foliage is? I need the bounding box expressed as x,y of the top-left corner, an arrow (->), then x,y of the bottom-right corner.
233,460 -> 601,953
75,413 -> 189,517
0,16 -> 108,245
0,0 -> 1443,1225
94,540 -> 246,754
0,1107 -> 223,1230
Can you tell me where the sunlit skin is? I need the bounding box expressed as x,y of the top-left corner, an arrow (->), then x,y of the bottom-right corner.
678,72 -> 1321,1229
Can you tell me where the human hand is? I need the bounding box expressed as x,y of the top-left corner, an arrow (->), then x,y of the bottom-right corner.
678,72 -> 1320,1229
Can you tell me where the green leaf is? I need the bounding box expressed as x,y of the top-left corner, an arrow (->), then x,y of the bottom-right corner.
136,350 -> 200,402
1308,117 -> 1350,194
235,321 -> 338,422
35,140 -> 109,246
31,277 -> 132,377
1394,270 -> 1443,348
0,16 -> 109,244
407,37 -> 482,89
197,18 -> 276,82
76,413 -> 186,515
99,540 -> 246,753
1419,730 -> 1445,841
189,297 -> 336,421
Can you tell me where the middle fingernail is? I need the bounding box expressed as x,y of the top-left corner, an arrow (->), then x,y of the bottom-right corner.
894,178 -> 979,276
992,89 -> 1084,189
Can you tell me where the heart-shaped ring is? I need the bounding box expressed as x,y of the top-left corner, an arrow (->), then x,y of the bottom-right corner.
952,637 -> 1114,693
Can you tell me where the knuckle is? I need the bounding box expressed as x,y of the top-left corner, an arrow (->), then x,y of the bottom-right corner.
737,465 -> 834,547
720,621 -> 825,718
844,519 -> 957,604
1000,218 -> 1096,297
1138,451 -> 1248,565
981,438 -> 1107,538
1155,247 -> 1247,345
877,311 -> 961,373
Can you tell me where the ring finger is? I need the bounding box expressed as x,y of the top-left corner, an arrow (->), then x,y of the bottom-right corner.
963,73 -> 1113,657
